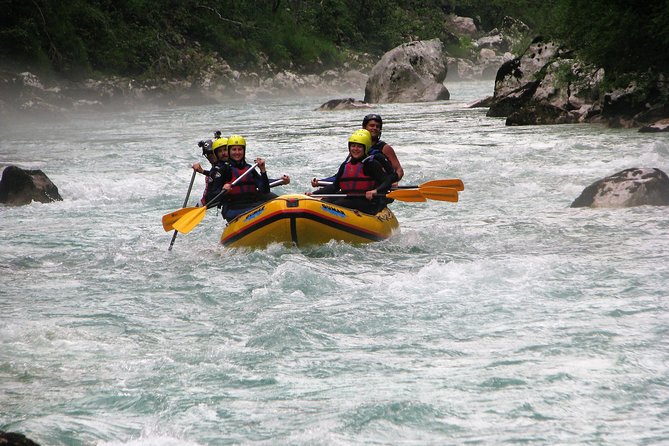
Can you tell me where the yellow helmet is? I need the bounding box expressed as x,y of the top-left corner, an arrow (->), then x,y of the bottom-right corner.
348,129 -> 372,154
227,135 -> 246,148
212,137 -> 227,151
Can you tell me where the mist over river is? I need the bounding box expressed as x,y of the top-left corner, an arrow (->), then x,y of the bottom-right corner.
1,81 -> 668,445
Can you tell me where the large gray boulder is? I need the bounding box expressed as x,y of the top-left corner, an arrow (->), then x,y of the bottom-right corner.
446,15 -> 478,37
487,39 -> 576,119
571,168 -> 669,208
0,166 -> 63,206
364,39 -> 450,103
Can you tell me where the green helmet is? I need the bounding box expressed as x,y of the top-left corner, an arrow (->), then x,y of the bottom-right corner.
348,129 -> 372,154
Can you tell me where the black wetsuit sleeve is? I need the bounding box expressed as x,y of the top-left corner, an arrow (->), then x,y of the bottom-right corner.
205,163 -> 231,206
364,160 -> 393,193
318,175 -> 336,184
256,170 -> 270,193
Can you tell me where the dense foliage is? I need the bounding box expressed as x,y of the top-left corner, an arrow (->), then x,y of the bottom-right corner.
0,0 -> 667,80
0,0 -> 457,77
543,0 -> 669,77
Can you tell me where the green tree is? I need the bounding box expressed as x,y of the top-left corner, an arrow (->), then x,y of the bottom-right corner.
542,0 -> 669,76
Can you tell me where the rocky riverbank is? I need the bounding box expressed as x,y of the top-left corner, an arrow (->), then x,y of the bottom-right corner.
476,37 -> 669,131
0,63 -> 370,119
0,14 -> 525,122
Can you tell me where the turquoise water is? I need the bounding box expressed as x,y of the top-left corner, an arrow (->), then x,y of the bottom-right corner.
1,82 -> 668,445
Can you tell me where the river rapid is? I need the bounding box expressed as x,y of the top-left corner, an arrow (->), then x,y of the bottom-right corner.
1,81 -> 668,445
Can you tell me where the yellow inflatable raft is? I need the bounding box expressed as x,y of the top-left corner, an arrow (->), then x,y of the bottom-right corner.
220,194 -> 399,248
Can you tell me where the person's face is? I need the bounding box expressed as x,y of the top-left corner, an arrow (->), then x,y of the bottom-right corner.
229,145 -> 245,161
207,152 -> 219,164
364,120 -> 381,140
214,148 -> 227,162
349,142 -> 365,159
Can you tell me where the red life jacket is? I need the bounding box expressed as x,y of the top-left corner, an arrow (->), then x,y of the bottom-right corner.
339,160 -> 376,193
229,165 -> 257,195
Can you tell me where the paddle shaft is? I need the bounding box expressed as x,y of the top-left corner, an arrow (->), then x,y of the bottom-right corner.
202,162 -> 260,209
168,170 -> 197,251
170,162 -> 259,234
311,189 -> 420,201
316,178 -> 464,191
163,168 -> 283,231
312,187 -> 457,203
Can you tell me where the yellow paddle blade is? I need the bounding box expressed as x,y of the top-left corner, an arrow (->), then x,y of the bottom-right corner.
418,186 -> 459,202
171,206 -> 208,234
162,207 -> 199,231
386,189 -> 427,202
421,179 -> 464,191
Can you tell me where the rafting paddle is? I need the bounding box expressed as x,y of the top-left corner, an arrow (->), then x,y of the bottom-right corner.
311,187 -> 458,203
163,162 -> 259,234
417,186 -> 459,202
311,189 -> 427,202
397,178 -> 464,191
315,178 -> 464,191
167,170 -> 197,251
161,170 -> 285,232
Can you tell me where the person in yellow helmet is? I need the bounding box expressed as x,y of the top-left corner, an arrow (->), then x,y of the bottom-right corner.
311,114 -> 402,187
192,132 -> 227,207
206,135 -> 280,221
308,129 -> 394,214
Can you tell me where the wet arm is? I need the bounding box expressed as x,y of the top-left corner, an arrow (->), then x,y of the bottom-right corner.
313,163 -> 345,194
383,144 -> 404,180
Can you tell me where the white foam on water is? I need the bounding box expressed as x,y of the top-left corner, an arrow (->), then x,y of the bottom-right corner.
2,81 -> 669,445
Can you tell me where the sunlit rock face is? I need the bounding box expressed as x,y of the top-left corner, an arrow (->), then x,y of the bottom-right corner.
488,39 -> 563,117
0,166 -> 63,206
364,39 -> 450,104
486,39 -> 604,124
571,168 -> 669,208
486,37 -> 669,128
639,118 -> 669,133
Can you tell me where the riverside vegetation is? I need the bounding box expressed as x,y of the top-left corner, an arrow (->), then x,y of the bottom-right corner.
1,0 -> 667,119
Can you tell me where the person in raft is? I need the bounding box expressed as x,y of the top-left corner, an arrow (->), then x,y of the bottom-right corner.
311,113 -> 402,187
362,113 -> 404,181
206,135 -> 279,222
307,129 -> 395,215
192,135 -> 227,207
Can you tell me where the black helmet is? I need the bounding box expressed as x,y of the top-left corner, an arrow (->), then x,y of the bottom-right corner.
362,114 -> 383,129
198,139 -> 214,155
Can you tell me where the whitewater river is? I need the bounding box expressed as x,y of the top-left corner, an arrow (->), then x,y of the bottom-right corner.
1,81 -> 668,445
